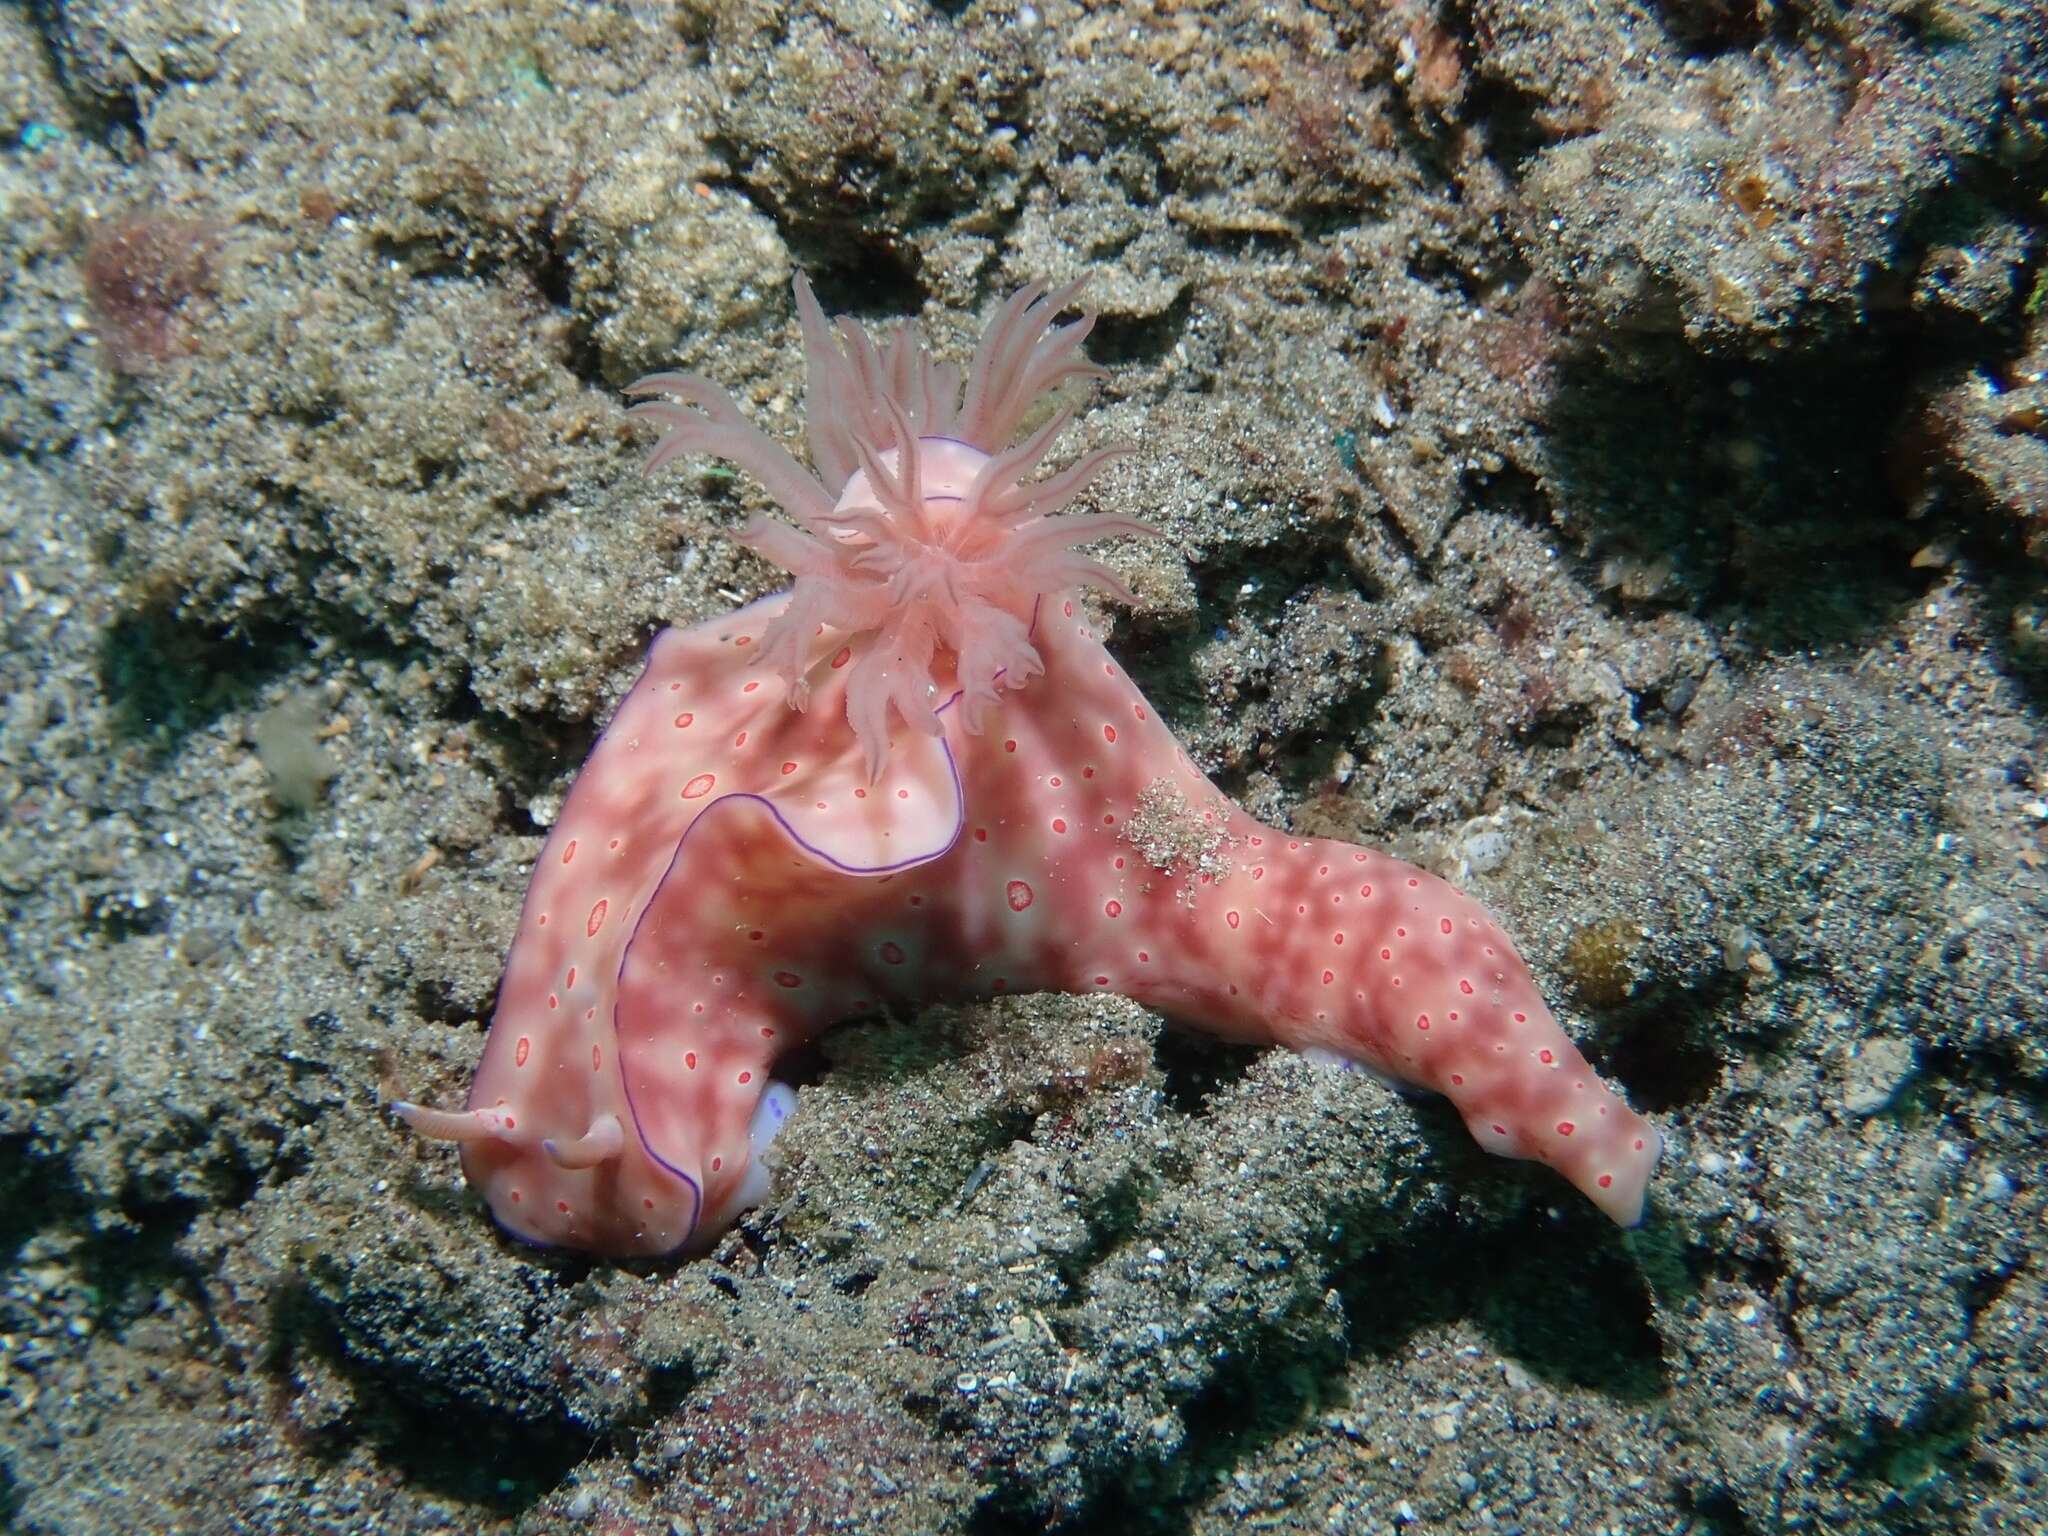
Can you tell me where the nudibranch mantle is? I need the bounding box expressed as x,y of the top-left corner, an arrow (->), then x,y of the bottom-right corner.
394,276 -> 1662,1256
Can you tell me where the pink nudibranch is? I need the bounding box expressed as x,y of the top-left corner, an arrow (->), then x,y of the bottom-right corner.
395,277 -> 1662,1256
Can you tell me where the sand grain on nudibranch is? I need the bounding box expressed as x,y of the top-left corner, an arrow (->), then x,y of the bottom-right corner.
394,276 -> 1662,1257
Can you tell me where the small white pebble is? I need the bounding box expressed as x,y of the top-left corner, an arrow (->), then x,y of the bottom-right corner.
1460,829 -> 1509,875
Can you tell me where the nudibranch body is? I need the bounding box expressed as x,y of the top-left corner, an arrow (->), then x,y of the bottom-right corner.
395,278 -> 1662,1256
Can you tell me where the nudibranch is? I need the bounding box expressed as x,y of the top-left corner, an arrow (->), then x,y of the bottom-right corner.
394,276 -> 1662,1256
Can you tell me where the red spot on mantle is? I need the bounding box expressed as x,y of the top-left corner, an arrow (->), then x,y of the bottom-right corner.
1006,880 -> 1034,912
682,773 -> 716,799
586,899 -> 608,936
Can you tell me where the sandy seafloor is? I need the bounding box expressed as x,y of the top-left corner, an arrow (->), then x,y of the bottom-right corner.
1,0 -> 2045,1532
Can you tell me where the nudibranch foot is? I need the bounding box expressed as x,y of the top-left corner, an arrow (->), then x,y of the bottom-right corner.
703,1081 -> 800,1237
